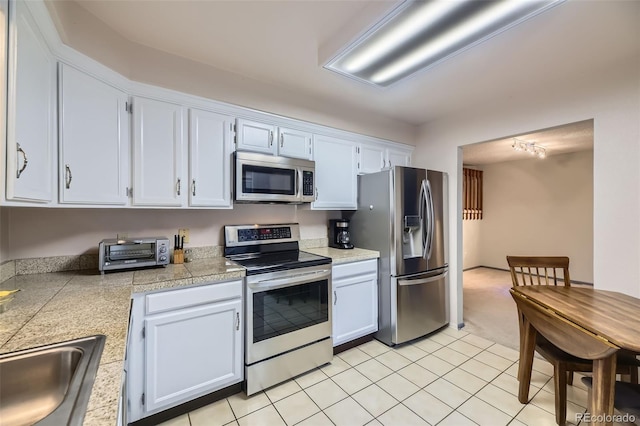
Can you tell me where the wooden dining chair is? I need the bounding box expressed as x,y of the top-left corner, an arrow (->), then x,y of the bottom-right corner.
581,377 -> 640,420
506,255 -> 639,426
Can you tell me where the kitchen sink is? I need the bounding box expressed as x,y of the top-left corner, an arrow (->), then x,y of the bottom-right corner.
0,335 -> 105,426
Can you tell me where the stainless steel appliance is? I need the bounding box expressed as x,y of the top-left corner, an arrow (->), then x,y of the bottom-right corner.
224,223 -> 332,395
328,219 -> 354,249
234,152 -> 315,204
98,237 -> 170,273
349,167 -> 449,345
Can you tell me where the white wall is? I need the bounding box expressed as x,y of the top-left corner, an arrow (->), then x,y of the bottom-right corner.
462,219 -> 481,270
412,55 -> 640,327
0,208 -> 8,262
470,151 -> 593,282
1,206 -> 337,259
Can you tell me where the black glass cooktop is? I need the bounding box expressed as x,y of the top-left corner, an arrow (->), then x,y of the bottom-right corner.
228,250 -> 331,275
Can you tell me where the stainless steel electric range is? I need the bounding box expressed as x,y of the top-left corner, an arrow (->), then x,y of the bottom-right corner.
224,223 -> 333,395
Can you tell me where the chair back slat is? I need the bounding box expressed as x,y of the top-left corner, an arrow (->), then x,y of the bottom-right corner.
506,256 -> 571,287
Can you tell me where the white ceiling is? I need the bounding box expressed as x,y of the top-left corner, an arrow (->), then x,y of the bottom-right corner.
462,119 -> 593,165
66,0 -> 640,127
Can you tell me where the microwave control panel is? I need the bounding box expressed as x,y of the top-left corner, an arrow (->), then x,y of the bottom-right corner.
302,171 -> 314,196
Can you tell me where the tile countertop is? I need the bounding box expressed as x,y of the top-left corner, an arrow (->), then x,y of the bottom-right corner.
0,248 -> 377,425
304,246 -> 380,264
0,257 -> 245,426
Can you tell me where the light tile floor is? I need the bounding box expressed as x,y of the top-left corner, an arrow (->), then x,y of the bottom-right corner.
159,327 -> 604,426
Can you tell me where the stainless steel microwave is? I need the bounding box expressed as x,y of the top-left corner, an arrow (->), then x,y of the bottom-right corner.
235,151 -> 315,204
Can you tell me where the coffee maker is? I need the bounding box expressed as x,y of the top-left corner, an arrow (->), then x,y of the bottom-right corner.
329,219 -> 354,249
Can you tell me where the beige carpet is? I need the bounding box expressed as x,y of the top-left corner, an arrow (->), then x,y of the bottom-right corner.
462,267 -> 520,351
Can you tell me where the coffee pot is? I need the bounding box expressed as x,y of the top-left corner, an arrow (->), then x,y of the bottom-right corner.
329,219 -> 354,249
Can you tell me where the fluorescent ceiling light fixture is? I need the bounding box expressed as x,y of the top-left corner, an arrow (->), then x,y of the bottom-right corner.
325,0 -> 565,87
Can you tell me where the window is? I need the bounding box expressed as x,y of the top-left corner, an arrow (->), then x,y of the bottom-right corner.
463,168 -> 483,220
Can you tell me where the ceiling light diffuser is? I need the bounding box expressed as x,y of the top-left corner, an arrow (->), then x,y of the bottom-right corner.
324,0 -> 565,87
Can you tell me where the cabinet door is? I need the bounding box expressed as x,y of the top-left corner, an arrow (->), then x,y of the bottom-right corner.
312,135 -> 358,210
189,109 -> 234,207
333,272 -> 378,347
387,149 -> 411,168
236,119 -> 275,154
277,127 -> 312,159
144,299 -> 242,413
358,145 -> 385,174
132,97 -> 186,206
5,0 -> 55,202
59,64 -> 129,204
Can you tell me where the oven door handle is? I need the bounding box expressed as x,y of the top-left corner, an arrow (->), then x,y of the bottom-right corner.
250,269 -> 331,291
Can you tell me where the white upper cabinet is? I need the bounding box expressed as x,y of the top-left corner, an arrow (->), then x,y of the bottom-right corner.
312,135 -> 358,210
188,109 -> 234,208
132,96 -> 186,207
235,119 -> 276,155
386,148 -> 411,168
277,127 -> 312,160
236,119 -> 311,159
58,64 -> 129,205
5,0 -> 55,203
358,145 -> 412,174
358,145 -> 385,174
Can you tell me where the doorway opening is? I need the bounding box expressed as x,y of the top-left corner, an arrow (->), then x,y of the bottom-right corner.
459,119 -> 594,349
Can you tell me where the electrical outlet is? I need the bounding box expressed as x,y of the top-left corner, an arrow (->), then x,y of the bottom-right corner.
117,232 -> 128,241
178,228 -> 190,244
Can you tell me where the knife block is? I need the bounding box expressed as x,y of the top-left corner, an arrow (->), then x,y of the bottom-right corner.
173,249 -> 184,264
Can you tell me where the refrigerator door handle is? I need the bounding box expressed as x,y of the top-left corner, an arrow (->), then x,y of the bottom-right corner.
425,179 -> 435,260
398,270 -> 448,286
420,179 -> 429,259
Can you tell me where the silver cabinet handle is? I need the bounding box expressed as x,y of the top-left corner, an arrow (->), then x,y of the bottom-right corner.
65,164 -> 73,189
16,143 -> 28,178
236,312 -> 240,331
334,290 -> 337,305
280,133 -> 284,148
192,179 -> 196,196
176,178 -> 181,195
269,131 -> 273,147
315,187 -> 318,201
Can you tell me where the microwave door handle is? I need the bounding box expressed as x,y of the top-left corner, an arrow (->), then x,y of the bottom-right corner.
296,169 -> 302,198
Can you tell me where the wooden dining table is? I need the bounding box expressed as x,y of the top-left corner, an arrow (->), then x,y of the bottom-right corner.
510,286 -> 640,426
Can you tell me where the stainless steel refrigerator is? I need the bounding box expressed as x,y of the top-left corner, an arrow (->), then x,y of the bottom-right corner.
349,166 -> 449,346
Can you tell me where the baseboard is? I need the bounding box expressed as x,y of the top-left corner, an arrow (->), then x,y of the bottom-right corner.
333,334 -> 375,355
130,383 -> 242,426
464,265 -> 593,286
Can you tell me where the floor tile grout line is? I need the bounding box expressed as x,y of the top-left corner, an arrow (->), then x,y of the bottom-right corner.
177,331 -> 581,426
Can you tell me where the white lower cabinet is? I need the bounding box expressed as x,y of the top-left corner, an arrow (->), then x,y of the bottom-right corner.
332,259 -> 378,347
127,280 -> 243,421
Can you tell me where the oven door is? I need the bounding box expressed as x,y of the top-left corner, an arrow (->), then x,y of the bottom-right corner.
246,265 -> 331,365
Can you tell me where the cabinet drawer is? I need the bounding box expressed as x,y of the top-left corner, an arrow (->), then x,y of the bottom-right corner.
146,280 -> 242,315
332,259 -> 377,281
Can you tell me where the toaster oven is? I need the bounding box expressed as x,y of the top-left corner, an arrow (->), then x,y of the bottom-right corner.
98,237 -> 170,273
